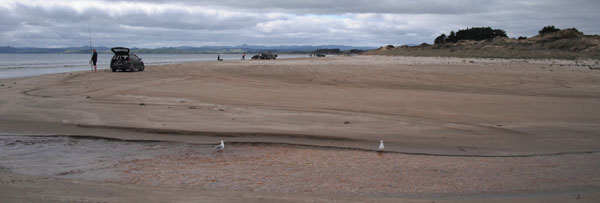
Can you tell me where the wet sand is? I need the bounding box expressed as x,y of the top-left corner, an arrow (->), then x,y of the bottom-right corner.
1,135 -> 599,202
1,55 -> 600,201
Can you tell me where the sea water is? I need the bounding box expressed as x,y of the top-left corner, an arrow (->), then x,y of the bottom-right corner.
0,54 -> 307,79
0,135 -> 210,180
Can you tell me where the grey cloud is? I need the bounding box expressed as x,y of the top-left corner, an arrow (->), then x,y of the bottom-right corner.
106,0 -> 500,14
111,0 -> 498,14
0,0 -> 599,48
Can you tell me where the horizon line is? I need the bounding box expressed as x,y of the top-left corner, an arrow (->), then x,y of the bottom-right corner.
1,44 -> 382,49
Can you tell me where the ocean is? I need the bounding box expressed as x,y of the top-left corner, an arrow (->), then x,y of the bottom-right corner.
0,54 -> 307,79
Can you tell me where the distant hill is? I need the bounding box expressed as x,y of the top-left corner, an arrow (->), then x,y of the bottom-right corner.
367,28 -> 600,59
0,45 -> 375,54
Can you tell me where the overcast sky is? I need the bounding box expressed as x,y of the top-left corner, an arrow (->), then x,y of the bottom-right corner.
1,0 -> 599,48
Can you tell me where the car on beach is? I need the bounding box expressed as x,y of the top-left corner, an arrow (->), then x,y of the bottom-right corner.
110,47 -> 145,72
251,52 -> 278,60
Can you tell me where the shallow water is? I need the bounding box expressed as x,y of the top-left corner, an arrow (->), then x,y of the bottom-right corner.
0,54 -> 307,79
1,135 -> 598,197
0,135 -> 213,180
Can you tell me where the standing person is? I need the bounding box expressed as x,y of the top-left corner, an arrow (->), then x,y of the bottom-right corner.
242,52 -> 246,60
217,54 -> 221,61
90,49 -> 98,72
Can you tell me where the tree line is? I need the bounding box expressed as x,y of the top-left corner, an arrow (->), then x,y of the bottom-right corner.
434,27 -> 507,44
434,25 -> 569,45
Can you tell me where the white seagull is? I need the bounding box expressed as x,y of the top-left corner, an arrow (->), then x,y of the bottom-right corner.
378,140 -> 385,151
213,140 -> 225,150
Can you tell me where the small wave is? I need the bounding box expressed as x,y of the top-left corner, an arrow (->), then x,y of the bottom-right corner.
0,64 -> 89,71
0,66 -> 30,71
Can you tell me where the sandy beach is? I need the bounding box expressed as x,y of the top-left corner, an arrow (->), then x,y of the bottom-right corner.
1,55 -> 599,202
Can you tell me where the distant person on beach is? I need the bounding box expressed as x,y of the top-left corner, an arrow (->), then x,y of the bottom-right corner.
217,54 -> 222,61
242,52 -> 246,60
90,49 -> 97,72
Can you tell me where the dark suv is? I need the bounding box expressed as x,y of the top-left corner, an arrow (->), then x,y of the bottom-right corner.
110,47 -> 145,72
251,52 -> 278,60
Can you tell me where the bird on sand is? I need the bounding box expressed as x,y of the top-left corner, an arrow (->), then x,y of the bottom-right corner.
213,140 -> 225,150
379,140 -> 384,151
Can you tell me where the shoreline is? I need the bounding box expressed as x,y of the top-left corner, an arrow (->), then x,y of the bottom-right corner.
1,130 -> 599,158
0,54 -> 309,80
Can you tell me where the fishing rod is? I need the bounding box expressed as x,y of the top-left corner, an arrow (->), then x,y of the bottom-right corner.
88,23 -> 92,53
88,22 -> 93,71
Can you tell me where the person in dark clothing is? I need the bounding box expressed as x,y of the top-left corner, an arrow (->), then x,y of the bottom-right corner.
91,49 -> 98,72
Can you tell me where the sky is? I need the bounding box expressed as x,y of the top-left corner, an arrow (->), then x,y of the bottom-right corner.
1,0 -> 599,48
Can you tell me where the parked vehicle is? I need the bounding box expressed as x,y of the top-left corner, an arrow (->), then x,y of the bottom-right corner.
251,52 -> 278,60
110,47 -> 145,72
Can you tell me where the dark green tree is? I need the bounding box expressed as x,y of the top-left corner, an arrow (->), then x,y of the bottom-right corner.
434,34 -> 447,44
539,25 -> 560,35
442,27 -> 507,43
448,31 -> 457,43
